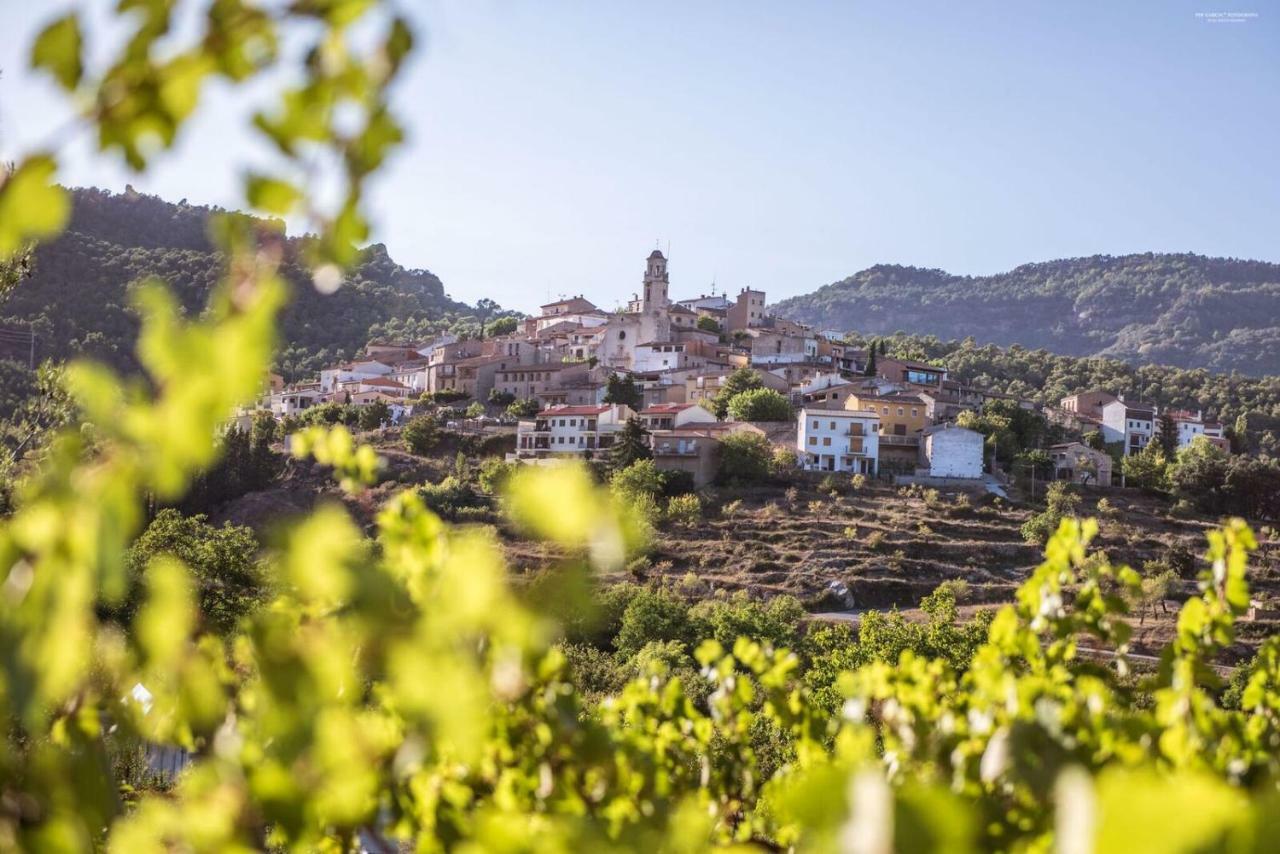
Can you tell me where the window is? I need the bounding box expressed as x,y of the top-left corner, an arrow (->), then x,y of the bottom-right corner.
882,406 -> 889,415
822,437 -> 831,446
829,422 -> 836,430
897,407 -> 904,416
808,436 -> 817,446
911,408 -> 918,417
812,420 -> 819,429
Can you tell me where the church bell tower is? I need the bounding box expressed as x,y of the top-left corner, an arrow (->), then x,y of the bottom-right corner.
642,249 -> 669,312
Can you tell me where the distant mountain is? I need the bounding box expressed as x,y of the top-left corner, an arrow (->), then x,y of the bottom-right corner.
0,187 -> 511,381
772,254 -> 1280,376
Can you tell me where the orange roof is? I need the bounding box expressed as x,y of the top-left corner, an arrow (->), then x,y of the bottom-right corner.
640,403 -> 696,415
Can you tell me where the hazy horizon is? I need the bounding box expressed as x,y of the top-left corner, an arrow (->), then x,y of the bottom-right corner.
3,1 -> 1277,314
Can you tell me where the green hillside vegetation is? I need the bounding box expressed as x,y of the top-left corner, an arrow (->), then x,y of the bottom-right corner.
845,332 -> 1280,450
774,254 -> 1280,375
0,187 -> 513,382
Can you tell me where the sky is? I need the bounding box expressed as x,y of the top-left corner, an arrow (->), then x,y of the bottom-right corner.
2,0 -> 1278,314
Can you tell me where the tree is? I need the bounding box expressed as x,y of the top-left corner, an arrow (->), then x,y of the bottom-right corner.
603,372 -> 642,409
483,316 -> 519,338
1157,411 -> 1179,457
506,398 -> 541,418
1122,440 -> 1169,493
609,417 -> 652,471
123,509 -> 265,636
710,367 -> 764,419
696,315 -> 720,334
358,398 -> 391,430
1084,429 -> 1106,450
404,414 -> 442,455
726,387 -> 792,422
488,388 -> 516,407
716,431 -> 773,484
464,401 -> 485,419
863,344 -> 878,376
610,459 -> 665,506
1020,480 -> 1081,544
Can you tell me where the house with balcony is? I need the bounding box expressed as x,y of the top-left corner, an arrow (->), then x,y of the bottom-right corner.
875,357 -> 948,390
845,391 -> 930,470
637,402 -> 716,431
1100,399 -> 1155,456
796,407 -> 880,474
512,404 -> 634,460
650,422 -> 763,487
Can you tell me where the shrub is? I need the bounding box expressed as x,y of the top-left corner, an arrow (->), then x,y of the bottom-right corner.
357,399 -> 391,431
722,499 -> 743,517
850,473 -> 867,491
611,459 -> 665,505
429,388 -> 470,405
614,587 -> 694,658
665,494 -> 701,527
866,530 -> 885,550
403,414 -> 442,455
726,388 -> 792,422
716,431 -> 774,485
1021,481 -> 1082,544
418,475 -> 483,519
477,458 -> 516,494
658,469 -> 696,497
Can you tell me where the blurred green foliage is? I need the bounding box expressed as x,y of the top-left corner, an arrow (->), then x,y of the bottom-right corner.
4,3 -> 1280,852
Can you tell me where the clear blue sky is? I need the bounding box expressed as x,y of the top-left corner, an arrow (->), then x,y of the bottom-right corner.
2,1 -> 1278,314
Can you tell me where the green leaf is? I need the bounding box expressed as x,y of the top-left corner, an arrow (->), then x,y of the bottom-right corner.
30,14 -> 84,90
245,173 -> 302,215
0,155 -> 69,259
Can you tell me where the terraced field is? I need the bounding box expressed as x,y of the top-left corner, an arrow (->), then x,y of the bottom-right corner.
631,479 -> 1280,663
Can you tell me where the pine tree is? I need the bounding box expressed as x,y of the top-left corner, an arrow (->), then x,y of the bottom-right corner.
603,372 -> 642,409
1157,411 -> 1179,457
864,344 -> 878,377
609,417 -> 652,471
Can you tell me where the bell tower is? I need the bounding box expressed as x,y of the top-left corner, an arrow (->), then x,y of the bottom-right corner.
642,249 -> 669,312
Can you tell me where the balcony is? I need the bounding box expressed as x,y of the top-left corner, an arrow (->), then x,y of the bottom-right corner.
879,434 -> 919,446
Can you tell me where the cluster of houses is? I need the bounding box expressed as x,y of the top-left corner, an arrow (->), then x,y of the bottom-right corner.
253,249 -> 1230,491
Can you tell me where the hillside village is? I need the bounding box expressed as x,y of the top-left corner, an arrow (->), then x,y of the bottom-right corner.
253,249 -> 1236,491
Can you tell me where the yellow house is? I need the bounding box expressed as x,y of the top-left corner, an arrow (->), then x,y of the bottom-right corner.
845,392 -> 930,469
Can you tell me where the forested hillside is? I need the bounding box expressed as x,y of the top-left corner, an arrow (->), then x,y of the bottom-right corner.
0,187 -> 511,380
774,254 -> 1280,375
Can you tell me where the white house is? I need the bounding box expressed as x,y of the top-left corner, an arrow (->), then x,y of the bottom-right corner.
632,341 -> 704,373
1100,400 -> 1155,456
513,404 -> 634,460
796,407 -> 880,474
918,423 -> 984,479
268,385 -> 324,417
319,360 -> 393,392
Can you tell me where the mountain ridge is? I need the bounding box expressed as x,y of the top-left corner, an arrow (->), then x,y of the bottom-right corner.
772,252 -> 1280,376
0,187 -> 512,381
